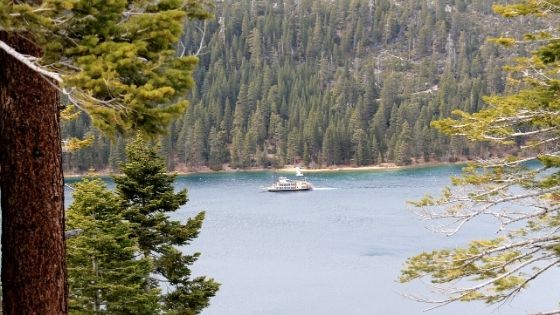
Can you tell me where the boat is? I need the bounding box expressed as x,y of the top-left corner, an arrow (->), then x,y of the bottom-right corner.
267,168 -> 313,192
267,176 -> 313,192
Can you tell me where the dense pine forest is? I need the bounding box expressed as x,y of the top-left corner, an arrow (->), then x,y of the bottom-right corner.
62,0 -> 542,172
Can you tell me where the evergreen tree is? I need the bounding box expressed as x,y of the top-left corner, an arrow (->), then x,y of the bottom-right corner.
401,2 -> 560,312
58,0 -> 541,172
0,1 -> 211,312
108,136 -> 126,171
352,128 -> 370,166
370,104 -> 388,161
394,121 -> 412,165
67,178 -> 159,314
113,137 -> 219,313
208,123 -> 229,170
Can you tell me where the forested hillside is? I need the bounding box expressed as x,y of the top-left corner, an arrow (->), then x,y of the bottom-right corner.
62,0 -> 542,172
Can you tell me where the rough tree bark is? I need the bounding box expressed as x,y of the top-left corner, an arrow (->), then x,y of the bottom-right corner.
0,31 -> 68,314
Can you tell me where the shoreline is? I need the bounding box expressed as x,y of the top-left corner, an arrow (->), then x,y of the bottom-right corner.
64,160 -> 466,178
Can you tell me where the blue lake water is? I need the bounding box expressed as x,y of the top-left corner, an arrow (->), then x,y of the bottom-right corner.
65,166 -> 559,315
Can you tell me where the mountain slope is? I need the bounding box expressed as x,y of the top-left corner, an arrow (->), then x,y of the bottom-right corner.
63,0 -> 544,172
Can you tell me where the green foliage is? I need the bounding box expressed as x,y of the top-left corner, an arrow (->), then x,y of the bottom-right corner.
67,178 -> 160,314
488,37 -> 517,47
114,136 -> 219,313
432,85 -> 560,145
394,121 -> 412,165
114,136 -> 189,252
62,0 -> 546,171
492,1 -> 559,17
400,237 -> 532,303
401,1 -> 560,311
208,124 -> 229,170
67,137 -> 218,313
1,0 -> 212,136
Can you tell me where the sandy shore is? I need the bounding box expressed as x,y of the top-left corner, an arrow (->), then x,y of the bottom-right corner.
274,164 -> 398,173
65,161 -> 464,177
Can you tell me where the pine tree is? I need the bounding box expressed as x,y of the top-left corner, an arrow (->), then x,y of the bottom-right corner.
401,2 -> 560,312
233,83 -> 249,130
352,128 -> 370,166
208,123 -> 229,170
113,137 -> 219,313
229,127 -> 242,168
248,27 -> 264,65
394,121 -> 412,165
108,136 -> 126,171
0,2 -> 211,312
67,178 -> 159,314
55,0 -> 537,173
370,104 -> 388,161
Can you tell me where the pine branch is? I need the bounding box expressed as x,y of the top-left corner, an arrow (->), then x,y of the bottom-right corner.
0,39 -> 62,83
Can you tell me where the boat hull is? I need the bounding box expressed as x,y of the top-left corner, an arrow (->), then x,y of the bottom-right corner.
267,187 -> 312,192
266,176 -> 313,192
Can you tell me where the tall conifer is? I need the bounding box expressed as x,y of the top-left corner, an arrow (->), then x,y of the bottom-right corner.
113,137 -> 219,313
67,179 -> 159,314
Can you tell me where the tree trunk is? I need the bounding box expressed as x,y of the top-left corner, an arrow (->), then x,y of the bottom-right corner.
0,31 -> 68,314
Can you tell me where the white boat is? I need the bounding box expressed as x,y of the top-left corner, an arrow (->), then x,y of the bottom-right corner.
267,176 -> 313,192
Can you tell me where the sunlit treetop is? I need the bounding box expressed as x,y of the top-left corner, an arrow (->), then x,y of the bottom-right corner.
0,0 -> 213,135
493,0 -> 560,17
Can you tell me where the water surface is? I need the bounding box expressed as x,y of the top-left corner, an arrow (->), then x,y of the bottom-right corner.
66,166 -> 559,314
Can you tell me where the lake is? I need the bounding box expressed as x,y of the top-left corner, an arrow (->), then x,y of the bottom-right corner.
65,165 -> 559,315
